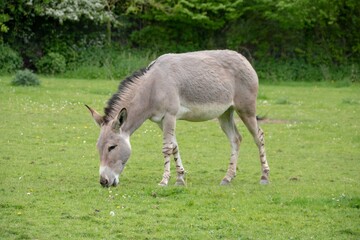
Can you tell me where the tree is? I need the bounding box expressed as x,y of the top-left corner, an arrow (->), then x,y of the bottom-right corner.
125,0 -> 245,51
0,14 -> 10,34
126,0 -> 243,29
42,0 -> 121,46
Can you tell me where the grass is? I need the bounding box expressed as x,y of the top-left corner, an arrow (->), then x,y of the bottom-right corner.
0,76 -> 359,239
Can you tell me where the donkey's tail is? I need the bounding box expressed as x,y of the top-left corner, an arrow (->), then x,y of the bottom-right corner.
256,115 -> 267,121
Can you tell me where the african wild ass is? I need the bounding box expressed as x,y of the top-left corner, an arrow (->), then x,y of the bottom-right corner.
86,50 -> 270,187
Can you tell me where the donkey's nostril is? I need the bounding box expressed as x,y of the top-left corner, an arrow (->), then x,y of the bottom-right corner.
100,177 -> 109,187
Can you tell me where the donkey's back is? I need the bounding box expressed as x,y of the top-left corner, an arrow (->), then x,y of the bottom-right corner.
154,50 -> 258,88
147,50 -> 259,122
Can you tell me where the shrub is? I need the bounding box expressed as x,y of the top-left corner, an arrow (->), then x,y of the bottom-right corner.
64,47 -> 156,79
36,52 -> 66,74
0,44 -> 23,74
11,69 -> 40,86
130,25 -> 202,53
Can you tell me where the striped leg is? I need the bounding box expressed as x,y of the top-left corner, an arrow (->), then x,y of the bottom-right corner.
219,109 -> 242,185
158,114 -> 186,186
257,127 -> 270,184
240,115 -> 270,184
159,141 -> 172,186
172,140 -> 186,186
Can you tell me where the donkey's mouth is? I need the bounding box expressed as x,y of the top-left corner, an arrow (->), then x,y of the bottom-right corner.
112,178 -> 119,187
100,176 -> 119,187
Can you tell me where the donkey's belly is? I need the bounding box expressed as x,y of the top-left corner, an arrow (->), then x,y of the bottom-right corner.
176,102 -> 232,121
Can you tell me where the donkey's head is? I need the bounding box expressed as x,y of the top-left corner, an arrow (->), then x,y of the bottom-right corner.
86,105 -> 131,187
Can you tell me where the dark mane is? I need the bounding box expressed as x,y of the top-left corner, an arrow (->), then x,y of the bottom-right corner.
103,68 -> 148,123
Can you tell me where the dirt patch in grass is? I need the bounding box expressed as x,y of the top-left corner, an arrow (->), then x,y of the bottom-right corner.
258,118 -> 294,124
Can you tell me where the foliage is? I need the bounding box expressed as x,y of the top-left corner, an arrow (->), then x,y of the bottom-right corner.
129,25 -> 203,52
127,0 -> 243,29
0,13 -> 10,33
0,0 -> 11,34
0,78 -> 359,238
64,48 -> 359,82
42,0 -> 122,46
0,44 -> 22,73
255,60 -> 360,83
1,0 -> 359,74
64,46 -> 156,79
42,0 -> 113,23
11,69 -> 40,86
36,52 -> 66,74
225,0 -> 360,65
125,0 -> 360,64
1,0 -> 109,70
126,0 -> 245,52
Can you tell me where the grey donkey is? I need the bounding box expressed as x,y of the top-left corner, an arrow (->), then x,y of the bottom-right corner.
86,50 -> 270,187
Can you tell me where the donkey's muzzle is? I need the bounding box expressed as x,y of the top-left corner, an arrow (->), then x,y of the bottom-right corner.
100,176 -> 109,187
100,176 -> 118,187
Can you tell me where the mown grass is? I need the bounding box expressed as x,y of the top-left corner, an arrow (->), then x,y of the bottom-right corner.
0,76 -> 359,239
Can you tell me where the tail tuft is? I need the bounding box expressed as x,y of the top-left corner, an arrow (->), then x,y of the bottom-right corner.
256,115 -> 267,121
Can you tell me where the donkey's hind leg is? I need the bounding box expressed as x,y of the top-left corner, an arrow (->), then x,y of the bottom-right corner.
240,114 -> 270,184
218,108 -> 242,185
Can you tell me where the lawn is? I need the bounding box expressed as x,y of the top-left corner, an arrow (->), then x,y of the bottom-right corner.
0,76 -> 359,239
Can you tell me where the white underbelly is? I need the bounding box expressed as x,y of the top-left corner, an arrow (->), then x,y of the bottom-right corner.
176,103 -> 232,121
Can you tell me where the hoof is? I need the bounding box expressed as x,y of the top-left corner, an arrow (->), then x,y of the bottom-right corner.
260,179 -> 269,185
220,179 -> 231,186
175,177 -> 186,186
158,179 -> 169,187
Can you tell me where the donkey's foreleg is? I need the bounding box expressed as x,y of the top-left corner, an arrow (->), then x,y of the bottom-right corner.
172,140 -> 186,186
158,114 -> 185,186
159,142 -> 173,186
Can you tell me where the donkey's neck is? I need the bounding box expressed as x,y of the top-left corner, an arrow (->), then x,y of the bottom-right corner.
104,69 -> 152,136
122,86 -> 152,135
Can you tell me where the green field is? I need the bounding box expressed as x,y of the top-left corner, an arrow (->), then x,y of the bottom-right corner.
1,76 -> 359,239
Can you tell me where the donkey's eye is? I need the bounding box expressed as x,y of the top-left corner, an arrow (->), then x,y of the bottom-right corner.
108,145 -> 117,152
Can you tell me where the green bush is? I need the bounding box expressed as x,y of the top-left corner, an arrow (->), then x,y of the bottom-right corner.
130,25 -> 203,53
64,47 -> 156,79
36,52 -> 66,74
255,60 -> 360,83
0,44 -> 23,74
255,60 -> 323,82
11,69 -> 40,86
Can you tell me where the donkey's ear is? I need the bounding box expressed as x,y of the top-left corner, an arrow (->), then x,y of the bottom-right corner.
112,108 -> 127,131
85,104 -> 104,127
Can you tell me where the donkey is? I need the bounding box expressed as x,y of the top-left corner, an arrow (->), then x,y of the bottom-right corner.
86,50 -> 270,187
